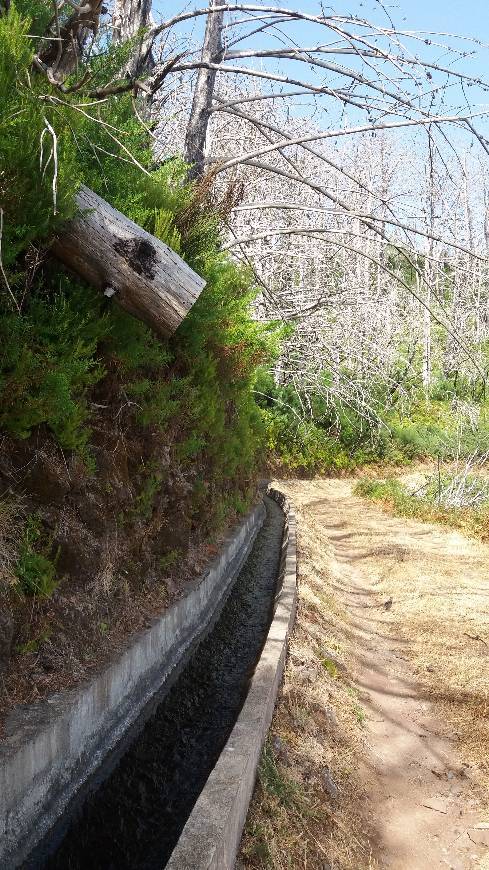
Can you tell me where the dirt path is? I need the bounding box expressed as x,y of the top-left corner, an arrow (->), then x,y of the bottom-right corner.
259,479 -> 489,870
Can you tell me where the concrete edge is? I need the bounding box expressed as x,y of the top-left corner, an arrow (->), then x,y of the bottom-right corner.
167,486 -> 298,870
0,501 -> 266,869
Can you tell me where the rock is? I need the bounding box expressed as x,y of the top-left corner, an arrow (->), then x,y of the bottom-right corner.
324,705 -> 338,727
321,767 -> 339,800
272,735 -> 284,754
296,664 -> 317,684
272,735 -> 289,763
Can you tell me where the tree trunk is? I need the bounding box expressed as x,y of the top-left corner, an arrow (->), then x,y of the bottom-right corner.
39,0 -> 103,82
112,0 -> 155,76
184,0 -> 224,179
52,186 -> 205,338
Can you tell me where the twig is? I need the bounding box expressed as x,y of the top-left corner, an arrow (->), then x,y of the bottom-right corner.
464,632 -> 488,646
0,208 -> 20,312
41,116 -> 59,214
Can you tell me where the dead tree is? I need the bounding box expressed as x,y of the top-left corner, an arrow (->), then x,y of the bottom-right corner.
28,1 -> 489,363
112,0 -> 155,76
35,0 -> 104,82
184,0 -> 224,179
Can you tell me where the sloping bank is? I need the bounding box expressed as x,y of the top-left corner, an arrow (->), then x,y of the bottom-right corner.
0,488 -> 297,869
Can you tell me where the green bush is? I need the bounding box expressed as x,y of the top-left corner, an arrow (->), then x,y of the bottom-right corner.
0,6 -> 80,270
5,2 -> 489,492
15,516 -> 57,597
0,2 -> 283,544
0,282 -> 107,450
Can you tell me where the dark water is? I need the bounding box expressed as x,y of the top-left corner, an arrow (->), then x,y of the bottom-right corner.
27,496 -> 284,870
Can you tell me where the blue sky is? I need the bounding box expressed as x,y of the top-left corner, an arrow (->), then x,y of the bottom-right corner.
384,0 -> 487,41
393,0 -> 489,95
162,1 -> 489,86
270,1 -> 489,85
159,1 -> 489,130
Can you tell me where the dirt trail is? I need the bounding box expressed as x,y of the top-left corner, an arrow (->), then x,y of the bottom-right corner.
279,478 -> 489,870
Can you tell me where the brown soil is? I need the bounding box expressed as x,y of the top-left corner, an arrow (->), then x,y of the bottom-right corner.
0,410 -> 251,735
240,478 -> 489,870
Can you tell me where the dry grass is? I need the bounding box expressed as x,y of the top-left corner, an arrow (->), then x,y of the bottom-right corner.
356,472 -> 489,782
239,485 -> 379,870
0,494 -> 24,588
240,475 -> 489,868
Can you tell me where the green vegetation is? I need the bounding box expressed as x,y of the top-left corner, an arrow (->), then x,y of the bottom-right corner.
256,366 -> 489,474
15,516 -> 58,597
1,3 -> 281,608
16,629 -> 52,655
258,741 -> 306,811
3,4 -> 489,509
3,0 -> 489,621
355,472 -> 489,540
0,283 -> 107,453
321,657 -> 338,679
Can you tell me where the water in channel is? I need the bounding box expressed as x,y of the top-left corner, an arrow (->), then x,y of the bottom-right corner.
26,495 -> 284,870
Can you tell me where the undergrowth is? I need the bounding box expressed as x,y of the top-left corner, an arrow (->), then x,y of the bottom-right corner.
15,515 -> 58,598
0,0 -> 287,683
355,475 -> 489,540
257,370 -> 489,475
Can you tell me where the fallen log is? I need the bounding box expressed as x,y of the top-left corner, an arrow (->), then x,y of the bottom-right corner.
52,185 -> 206,338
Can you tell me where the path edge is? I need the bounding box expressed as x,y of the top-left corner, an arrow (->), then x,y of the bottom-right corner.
167,486 -> 298,870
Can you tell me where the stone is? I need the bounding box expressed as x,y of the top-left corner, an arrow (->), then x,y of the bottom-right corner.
324,705 -> 338,726
321,767 -> 339,800
296,664 -> 317,684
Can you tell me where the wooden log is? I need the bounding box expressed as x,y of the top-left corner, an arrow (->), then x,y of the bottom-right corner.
52,185 -> 206,338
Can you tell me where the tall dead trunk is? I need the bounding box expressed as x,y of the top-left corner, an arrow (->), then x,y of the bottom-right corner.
421,268 -> 432,391
112,0 -> 154,76
184,0 -> 224,179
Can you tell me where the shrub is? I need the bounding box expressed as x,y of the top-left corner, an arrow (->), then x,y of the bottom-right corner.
0,3 -> 282,540
15,516 -> 57,597
0,5 -> 80,271
0,282 -> 107,451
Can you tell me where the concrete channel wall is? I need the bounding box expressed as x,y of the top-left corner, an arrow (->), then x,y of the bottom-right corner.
167,487 -> 298,870
0,501 -> 266,869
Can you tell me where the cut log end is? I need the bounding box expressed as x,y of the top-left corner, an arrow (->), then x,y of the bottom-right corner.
52,186 -> 206,338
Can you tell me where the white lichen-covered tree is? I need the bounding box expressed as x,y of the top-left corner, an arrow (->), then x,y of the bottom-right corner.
31,0 -> 489,411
